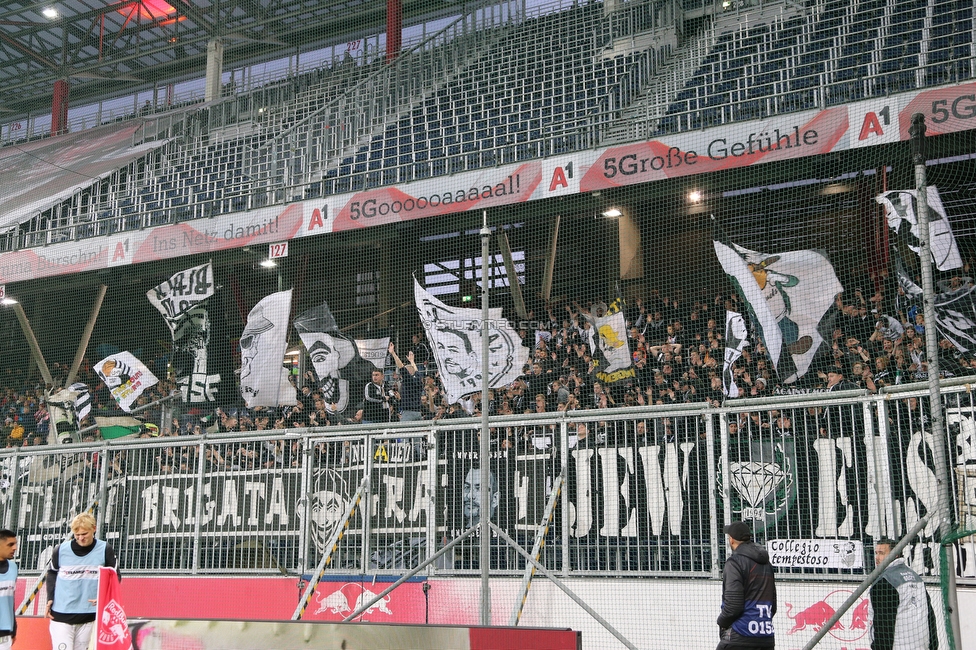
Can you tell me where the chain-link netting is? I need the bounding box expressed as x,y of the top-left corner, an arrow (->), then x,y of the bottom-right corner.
0,0 -> 975,647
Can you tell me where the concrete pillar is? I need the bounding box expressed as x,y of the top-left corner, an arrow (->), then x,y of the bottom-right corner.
205,38 -> 224,102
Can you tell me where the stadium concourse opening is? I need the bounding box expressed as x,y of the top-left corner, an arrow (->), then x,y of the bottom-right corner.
1,0 -> 975,648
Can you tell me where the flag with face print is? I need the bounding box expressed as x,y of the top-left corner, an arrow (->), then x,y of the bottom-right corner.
240,290 -> 296,408
415,279 -> 528,404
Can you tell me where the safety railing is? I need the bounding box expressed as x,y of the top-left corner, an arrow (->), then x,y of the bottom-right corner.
3,378 -> 973,581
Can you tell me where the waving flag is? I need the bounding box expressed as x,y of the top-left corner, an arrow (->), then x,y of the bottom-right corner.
147,262 -> 230,404
877,187 -> 962,271
714,239 -> 782,371
95,352 -> 159,412
715,238 -> 841,383
881,187 -> 976,351
69,382 -> 92,423
723,311 -> 749,398
240,290 -> 296,408
94,414 -> 143,440
415,279 -> 528,404
590,295 -> 636,385
294,302 -> 374,417
146,261 -> 215,320
95,566 -> 132,650
355,337 -> 392,370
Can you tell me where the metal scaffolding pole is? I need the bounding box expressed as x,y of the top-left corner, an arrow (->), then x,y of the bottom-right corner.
909,113 -> 962,648
479,210 -> 492,625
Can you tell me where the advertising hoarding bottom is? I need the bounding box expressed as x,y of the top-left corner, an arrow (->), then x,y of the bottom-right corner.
10,576 -> 968,650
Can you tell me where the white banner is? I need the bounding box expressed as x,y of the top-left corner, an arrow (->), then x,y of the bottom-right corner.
354,337 -> 391,370
94,351 -> 159,412
767,539 -> 864,570
415,279 -> 528,404
240,290 -> 296,408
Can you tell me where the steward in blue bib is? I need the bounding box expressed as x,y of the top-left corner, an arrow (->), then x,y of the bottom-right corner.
0,554 -> 16,639
47,537 -> 118,625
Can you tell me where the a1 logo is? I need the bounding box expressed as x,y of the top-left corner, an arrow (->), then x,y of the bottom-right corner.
858,106 -> 891,140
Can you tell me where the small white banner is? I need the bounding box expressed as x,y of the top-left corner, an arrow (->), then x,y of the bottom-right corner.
766,539 -> 864,570
355,337 -> 391,370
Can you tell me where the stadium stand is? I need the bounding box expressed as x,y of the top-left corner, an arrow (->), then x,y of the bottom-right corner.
5,0 -> 975,250
2,2 -> 976,647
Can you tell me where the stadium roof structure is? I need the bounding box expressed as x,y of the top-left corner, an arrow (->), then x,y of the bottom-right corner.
0,0 -> 458,120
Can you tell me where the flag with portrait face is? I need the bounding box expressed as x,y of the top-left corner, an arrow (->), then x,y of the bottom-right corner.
240,290 -> 296,408
294,302 -> 374,417
94,351 -> 159,412
415,279 -> 528,405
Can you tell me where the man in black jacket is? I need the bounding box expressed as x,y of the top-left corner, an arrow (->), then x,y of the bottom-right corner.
717,521 -> 777,649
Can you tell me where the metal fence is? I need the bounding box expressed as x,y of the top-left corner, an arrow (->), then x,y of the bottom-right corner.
2,379 -> 973,580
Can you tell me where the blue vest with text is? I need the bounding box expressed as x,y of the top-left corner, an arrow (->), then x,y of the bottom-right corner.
53,540 -> 105,615
0,560 -> 16,632
730,598 -> 776,638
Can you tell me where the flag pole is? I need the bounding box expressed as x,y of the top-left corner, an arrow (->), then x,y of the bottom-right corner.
479,210 -> 492,626
909,113 -> 962,647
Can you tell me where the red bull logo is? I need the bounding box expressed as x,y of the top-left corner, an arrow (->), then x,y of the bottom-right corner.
785,590 -> 870,644
312,583 -> 395,620
785,601 -> 842,634
849,599 -> 870,630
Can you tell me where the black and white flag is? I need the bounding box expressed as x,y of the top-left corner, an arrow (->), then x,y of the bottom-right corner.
69,382 -> 91,423
877,187 -> 962,271
294,302 -> 375,417
240,290 -> 296,408
147,262 -> 230,404
146,262 -> 215,320
723,311 -> 748,398
880,187 -> 976,352
415,279 -> 528,405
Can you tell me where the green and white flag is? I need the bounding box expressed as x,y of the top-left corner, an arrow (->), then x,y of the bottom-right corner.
714,239 -> 841,383
94,414 -> 143,440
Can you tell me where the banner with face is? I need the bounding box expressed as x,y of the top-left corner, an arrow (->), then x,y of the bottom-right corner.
294,302 -> 374,417
239,290 -> 295,408
415,279 -> 528,405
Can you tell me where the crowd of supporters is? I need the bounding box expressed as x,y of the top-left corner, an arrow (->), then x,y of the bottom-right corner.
0,269 -> 974,448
